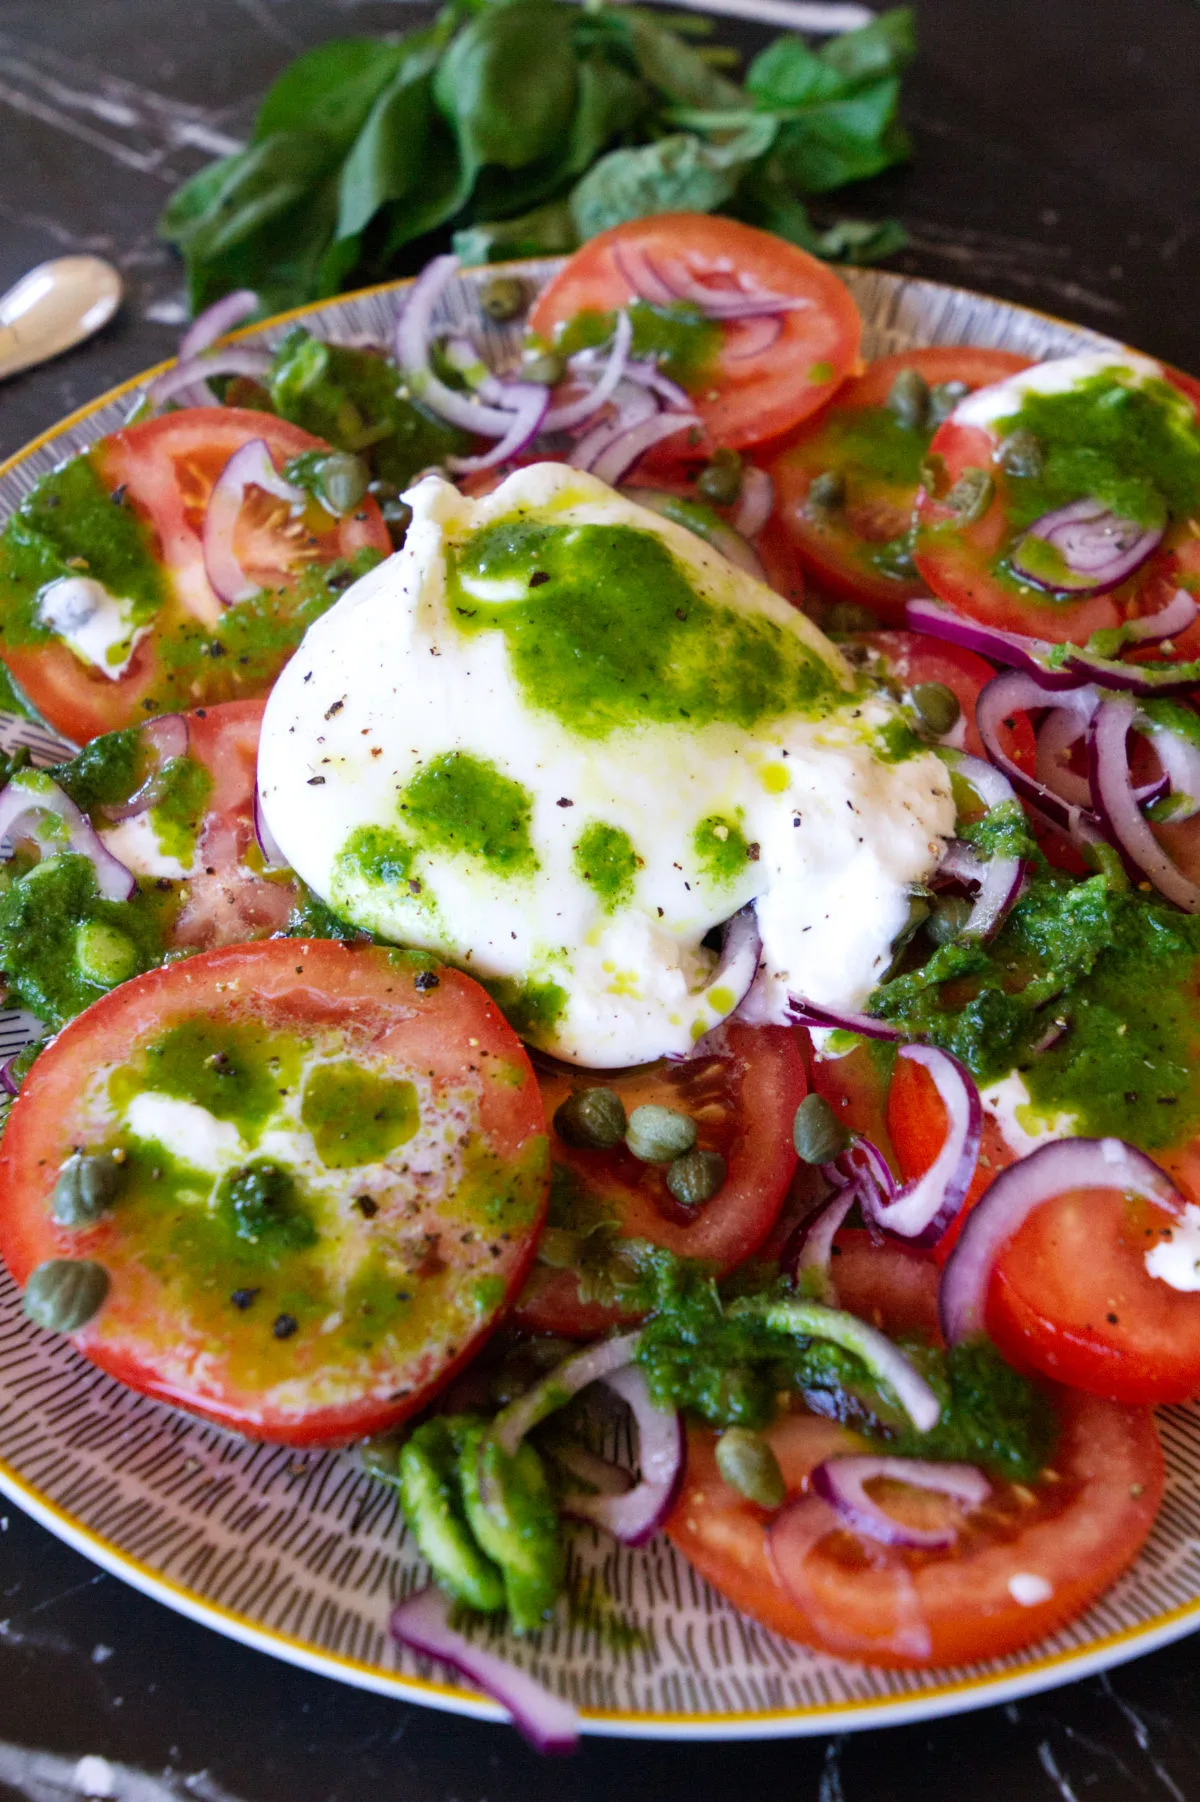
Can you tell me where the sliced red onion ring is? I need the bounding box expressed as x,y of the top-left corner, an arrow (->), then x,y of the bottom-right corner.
541,311 -> 633,434
203,438 -> 307,606
103,713 -> 189,822
907,597 -> 1200,698
733,466 -> 774,540
1011,499 -> 1164,596
613,241 -> 677,308
1034,703 -> 1098,812
1090,696 -> 1200,910
940,1135 -> 1185,1344
863,1046 -> 981,1247
835,1135 -> 897,1215
395,256 -> 525,440
490,1331 -> 642,1462
623,359 -> 692,411
145,346 -> 274,412
788,996 -> 903,1042
709,904 -> 763,1011
553,1444 -> 632,1497
179,289 -> 259,362
728,1295 -> 941,1432
0,773 -> 135,901
976,670 -> 1100,834
952,749 -> 1018,814
781,1188 -> 857,1299
1135,706 -> 1200,823
812,1455 -> 991,1549
941,745 -> 1029,937
253,789 -> 289,871
621,488 -> 766,583
390,1586 -> 579,1754
1121,588 -> 1199,644
446,384 -> 549,475
0,1054 -> 23,1097
560,1365 -> 683,1546
568,381 -> 659,473
654,252 -> 813,321
724,316 -> 783,361
587,412 -> 702,488
767,1495 -> 934,1660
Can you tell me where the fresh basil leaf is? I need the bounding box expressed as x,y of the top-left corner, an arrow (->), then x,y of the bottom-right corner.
254,38 -> 409,149
773,79 -> 910,194
746,37 -> 848,109
812,214 -> 908,263
377,122 -> 472,260
169,133 -> 336,266
570,120 -> 775,240
564,55 -> 649,178
452,197 -> 578,265
434,1 -> 578,175
337,64 -> 437,240
622,10 -> 743,110
820,7 -> 915,84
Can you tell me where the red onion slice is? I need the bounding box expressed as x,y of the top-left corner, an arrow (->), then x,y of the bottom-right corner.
943,744 -> 1030,937
179,289 -> 259,362
812,1455 -> 991,1549
908,597 -> 1200,698
724,316 -> 783,361
940,1135 -> 1185,1344
733,466 -> 774,540
253,788 -> 289,871
390,1587 -> 578,1754
542,311 -> 633,434
203,438 -> 307,607
1136,706 -> 1200,823
767,1494 -> 934,1661
1090,697 -> 1200,910
490,1331 -> 643,1462
587,411 -> 702,488
864,1046 -> 981,1246
102,713 -> 189,821
568,381 -> 659,473
976,670 -> 1100,834
654,253 -> 812,321
395,256 -> 526,440
621,488 -> 767,583
788,996 -> 904,1042
780,1188 -> 857,1300
729,1296 -> 941,1432
0,1054 -> 23,1098
1011,499 -> 1164,597
1122,588 -> 1199,644
1034,703 -> 1097,812
623,359 -> 692,412
446,384 -> 549,475
708,904 -> 763,1011
145,346 -> 273,411
613,242 -> 678,308
0,774 -> 135,901
553,1444 -> 632,1497
561,1365 -> 684,1546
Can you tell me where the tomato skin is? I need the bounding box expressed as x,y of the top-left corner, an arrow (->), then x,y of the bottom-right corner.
665,1239 -> 1163,1666
529,214 -> 861,455
3,410 -> 392,744
514,1023 -> 806,1336
768,349 -> 1031,620
0,940 -> 549,1445
857,628 -> 1037,768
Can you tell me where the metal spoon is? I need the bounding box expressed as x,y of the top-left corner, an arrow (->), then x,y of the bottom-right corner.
0,256 -> 123,383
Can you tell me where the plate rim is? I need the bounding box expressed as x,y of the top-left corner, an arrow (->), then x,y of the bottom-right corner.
0,260 -> 1190,1739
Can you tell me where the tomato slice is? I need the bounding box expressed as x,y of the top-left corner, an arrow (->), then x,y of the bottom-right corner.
912,369 -> 1200,646
666,1238 -> 1162,1665
528,215 -> 861,456
2,410 -> 392,744
513,1023 -> 806,1337
768,349 -> 1031,620
856,628 -> 1037,767
0,940 -> 549,1444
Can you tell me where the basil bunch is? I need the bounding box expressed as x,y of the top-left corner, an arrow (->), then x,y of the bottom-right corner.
160,2 -> 915,314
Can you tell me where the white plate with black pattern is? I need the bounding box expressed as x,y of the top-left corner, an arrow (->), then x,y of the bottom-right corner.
3,260 -> 1199,1740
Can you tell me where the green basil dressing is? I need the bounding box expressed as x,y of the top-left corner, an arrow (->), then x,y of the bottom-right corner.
572,821 -> 639,911
552,300 -> 720,392
693,812 -> 752,885
805,400 -> 932,582
399,752 -> 537,876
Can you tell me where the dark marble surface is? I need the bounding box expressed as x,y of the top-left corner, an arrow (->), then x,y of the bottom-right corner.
2,1 -> 1200,1795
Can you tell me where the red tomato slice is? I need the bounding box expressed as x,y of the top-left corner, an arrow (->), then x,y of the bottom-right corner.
513,1023 -> 806,1337
666,1238 -> 1162,1666
0,940 -> 549,1444
856,628 -> 1037,767
913,370 -> 1200,645
528,215 -> 861,455
3,410 -> 392,744
768,349 -> 1031,620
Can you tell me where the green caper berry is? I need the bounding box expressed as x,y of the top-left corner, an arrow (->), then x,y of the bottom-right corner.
666,1147 -> 727,1208
696,449 -> 743,507
24,1259 -> 109,1333
74,920 -> 137,987
927,893 -> 973,944
52,1151 -> 123,1228
911,680 -> 962,737
317,451 -> 370,515
380,499 -> 413,549
481,276 -> 526,323
824,598 -> 878,634
945,467 -> 995,524
792,1093 -> 850,1166
554,1086 -> 627,1149
536,1227 -> 582,1268
521,351 -> 566,388
359,1432 -> 404,1478
626,1104 -> 697,1164
807,469 -> 847,514
886,366 -> 930,431
997,427 -> 1045,479
715,1427 -> 785,1508
927,379 -> 970,427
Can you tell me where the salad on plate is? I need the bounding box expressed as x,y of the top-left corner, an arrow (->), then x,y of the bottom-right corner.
2,213 -> 1200,1748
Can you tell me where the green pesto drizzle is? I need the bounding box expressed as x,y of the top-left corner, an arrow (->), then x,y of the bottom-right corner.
552,301 -> 720,391
149,756 -> 213,865
301,1061 -> 420,1168
693,813 -> 752,885
399,752 -> 537,876
572,821 -> 639,911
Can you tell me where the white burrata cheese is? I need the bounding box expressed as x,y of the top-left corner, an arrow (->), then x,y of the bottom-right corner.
37,575 -> 148,679
258,463 -> 955,1066
951,349 -> 1164,434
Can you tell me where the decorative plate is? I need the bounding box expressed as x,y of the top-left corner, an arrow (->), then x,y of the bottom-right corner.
1,262 -> 1197,1742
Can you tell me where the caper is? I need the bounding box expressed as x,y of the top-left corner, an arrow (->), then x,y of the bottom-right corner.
626,1104 -> 697,1164
887,366 -> 930,431
807,469 -> 847,514
521,350 -> 566,388
824,598 -> 878,634
23,1259 -> 109,1333
945,467 -> 995,524
74,919 -> 137,987
696,448 -> 743,508
317,451 -> 370,515
997,427 -> 1045,479
481,275 -> 527,323
359,1432 -> 404,1478
927,893 -> 973,944
792,1093 -> 849,1166
927,379 -> 970,427
666,1148 -> 727,1208
715,1427 -> 785,1508
911,680 -> 962,737
554,1086 -> 627,1150
535,1227 -> 582,1268
52,1151 -> 123,1228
